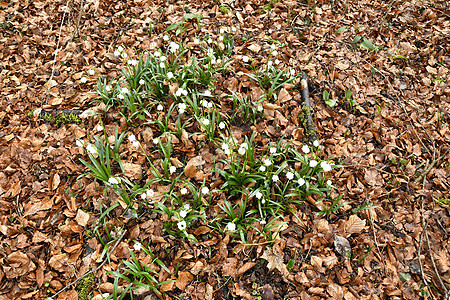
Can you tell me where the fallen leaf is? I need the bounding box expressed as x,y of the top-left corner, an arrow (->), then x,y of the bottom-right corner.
261,248 -> 289,276
75,209 -> 90,227
334,235 -> 352,258
176,271 -> 193,290
345,215 -> 366,234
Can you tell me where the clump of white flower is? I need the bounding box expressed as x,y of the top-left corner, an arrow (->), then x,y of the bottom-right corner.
286,171 -> 294,180
108,177 -> 120,185
177,220 -> 187,230
302,145 -> 310,154
320,161 -> 332,172
298,178 -> 305,186
242,55 -> 250,63
170,166 -> 176,174
310,160 -> 318,168
201,186 -> 209,194
226,222 -> 236,232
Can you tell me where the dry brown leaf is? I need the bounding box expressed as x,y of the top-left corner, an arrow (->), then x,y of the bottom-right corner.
261,248 -> 289,276
345,215 -> 366,234
248,43 -> 261,53
222,257 -> 238,277
364,169 -> 383,187
75,209 -> 90,227
123,162 -> 142,179
237,262 -> 256,276
175,271 -> 193,291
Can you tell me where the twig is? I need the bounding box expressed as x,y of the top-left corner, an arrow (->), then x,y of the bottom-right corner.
50,230 -> 126,299
418,197 -> 434,300
71,0 -> 85,41
300,74 -> 318,143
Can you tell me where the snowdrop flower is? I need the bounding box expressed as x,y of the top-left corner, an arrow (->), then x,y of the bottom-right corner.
180,188 -> 188,195
286,171 -> 294,180
178,103 -> 186,114
272,50 -> 278,57
140,193 -> 147,200
226,222 -> 236,232
170,166 -> 176,174
204,90 -> 212,97
108,177 -> 119,185
216,59 -> 221,65
219,35 -> 224,41
154,51 -> 161,57
105,85 -> 111,92
275,59 -> 280,65
163,35 -> 169,41
159,62 -> 165,68
160,55 -> 167,62
224,149 -> 231,155
180,210 -> 188,218
302,145 -> 310,154
96,125 -> 103,132
231,26 -> 237,32
240,143 -> 248,149
146,189 -> 154,198
310,160 -> 318,168
182,89 -> 188,96
184,204 -> 190,210
267,60 -> 273,67
122,87 -> 129,94
201,118 -> 210,126
257,104 -> 263,112
128,134 -> 136,142
207,38 -> 212,44
132,140 -> 140,147
76,140 -> 84,147
177,220 -> 187,230
118,46 -> 124,52
219,28 -> 225,34
298,178 -> 305,186
128,59 -> 138,66
167,71 -> 174,79
268,29 -> 273,34
201,100 -> 208,107
321,161 -> 332,172
313,140 -> 320,147
207,102 -> 213,108
139,79 -> 145,85
88,69 -> 95,76
270,147 -> 276,154
121,52 -> 127,58
133,242 -> 142,251
222,143 -> 229,150
264,159 -> 272,166
86,144 -> 97,155
153,138 -> 159,145
80,77 -> 87,83
219,122 -> 226,129
259,165 -> 266,172
238,147 -> 246,155
261,199 -> 266,204
260,220 -> 266,225
194,38 -> 200,44
272,174 -> 279,182
255,191 -> 263,199
118,94 -> 124,99
201,186 -> 209,194
290,69 -> 295,76
114,50 -> 120,56
327,180 -> 332,186
169,42 -> 179,52
242,55 -> 249,63
157,104 -> 163,111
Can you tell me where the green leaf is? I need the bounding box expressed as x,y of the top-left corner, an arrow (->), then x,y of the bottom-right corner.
323,90 -> 336,107
166,22 -> 181,32
353,35 -> 362,44
336,27 -> 347,33
399,272 -> 411,282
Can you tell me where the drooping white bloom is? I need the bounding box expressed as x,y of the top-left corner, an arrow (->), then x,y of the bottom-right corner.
122,87 -> 129,94
313,140 -> 320,147
224,149 -> 231,155
286,171 -> 294,180
204,90 -> 212,97
182,89 -> 188,96
207,102 -> 213,108
270,147 -> 276,154
231,26 -> 237,32
272,174 -> 279,182
76,140 -> 84,147
180,188 -> 188,195
80,77 -> 87,83
201,186 -> 209,194
194,38 -> 200,44
114,50 -> 120,56
160,55 -> 167,62
178,102 -> 186,114
133,242 -> 142,251
167,72 -> 174,79
272,50 -> 278,57
310,160 -> 318,168
146,189 -> 154,198
86,144 -> 97,155
222,143 -> 229,150
159,62 -> 165,68
268,29 -> 273,34
240,143 -> 248,149
154,51 -> 161,57
152,138 -> 159,145
157,104 -> 163,111
117,94 -> 124,99
260,219 -> 266,225
290,69 -> 295,76
108,177 -> 119,185
302,145 -> 310,154
128,134 -> 136,142
132,140 -> 140,147
169,42 -> 179,52
320,161 -> 332,172
207,38 -> 212,44
141,193 -> 147,200
105,85 -> 111,92
226,222 -> 236,232
327,180 -> 332,186
275,59 -> 280,65
139,79 -> 145,85
163,35 -> 169,41
298,178 -> 305,186
257,104 -> 263,112
219,122 -> 226,129
242,55 -> 249,63
118,46 -> 124,52
184,204 -> 190,210
121,52 -> 127,58
201,118 -> 210,126
255,191 -> 263,199
267,60 -> 273,67
238,147 -> 246,155
264,159 -> 272,166
259,165 -> 266,172
219,28 -> 225,34
261,199 -> 266,204
219,35 -> 224,41
177,220 -> 187,230
170,166 -> 176,174
88,69 -> 95,76
180,210 -> 188,218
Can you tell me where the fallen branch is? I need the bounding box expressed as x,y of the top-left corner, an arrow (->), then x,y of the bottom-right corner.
300,74 -> 318,144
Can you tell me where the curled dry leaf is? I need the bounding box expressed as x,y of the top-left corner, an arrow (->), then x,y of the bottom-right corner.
334,235 -> 352,259
345,215 -> 366,234
261,248 -> 289,276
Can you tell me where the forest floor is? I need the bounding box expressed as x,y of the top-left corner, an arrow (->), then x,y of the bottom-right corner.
0,0 -> 449,299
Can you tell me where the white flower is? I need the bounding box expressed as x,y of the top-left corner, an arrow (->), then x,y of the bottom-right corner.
178,102 -> 186,114
88,69 -> 95,76
222,143 -> 229,150
80,77 -> 87,83
177,220 -> 187,231
207,38 -> 212,44
180,188 -> 188,195
105,85 -> 111,92
114,50 -> 120,56
257,104 -> 263,112
224,149 -> 231,155
219,28 -> 225,34
268,61 -> 273,67
180,210 -> 188,218
139,79 -> 145,85
118,94 -> 124,99
127,59 -> 138,66
201,100 -> 208,107
154,51 -> 161,57
152,138 -> 159,145
170,166 -> 176,174
270,147 -> 276,154
302,145 -> 310,154
121,52 -> 127,58
76,140 -> 84,147
255,191 -> 263,199
122,87 -> 129,94
264,159 -> 272,166
260,220 -> 266,225
182,89 -> 188,96
163,35 -> 169,41
141,193 -> 147,200
321,161 -> 332,172
167,71 -> 174,79
242,55 -> 249,63
201,118 -> 210,126
219,122 -> 226,129
159,62 -> 165,68
157,104 -> 163,111
216,59 -> 221,65
118,46 -> 124,52
275,59 -> 280,65
194,38 -> 200,44
169,42 -> 179,52
184,204 -> 190,210
290,69 -> 295,76
268,29 -> 273,34
96,125 -> 103,132
146,189 -> 154,198
286,171 -> 294,180
238,147 -> 246,155
132,140 -> 140,147
201,186 -> 209,194
272,50 -> 278,57
298,178 -> 305,186
272,174 -> 279,182
204,90 -> 212,97
175,88 -> 183,97
219,35 -> 224,41
160,55 -> 167,62
327,180 -> 332,186
128,134 -> 136,142
207,102 -> 213,108
133,242 -> 142,251
86,144 -> 97,155
259,165 -> 266,172
240,143 -> 248,149
108,177 -> 119,185
231,26 -> 237,32
313,140 -> 320,147
261,199 -> 266,204
226,222 -> 236,232
310,160 -> 318,168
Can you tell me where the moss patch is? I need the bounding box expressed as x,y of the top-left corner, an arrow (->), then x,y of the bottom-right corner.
76,272 -> 95,300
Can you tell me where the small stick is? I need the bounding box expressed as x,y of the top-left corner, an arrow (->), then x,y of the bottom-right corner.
300,74 -> 318,143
